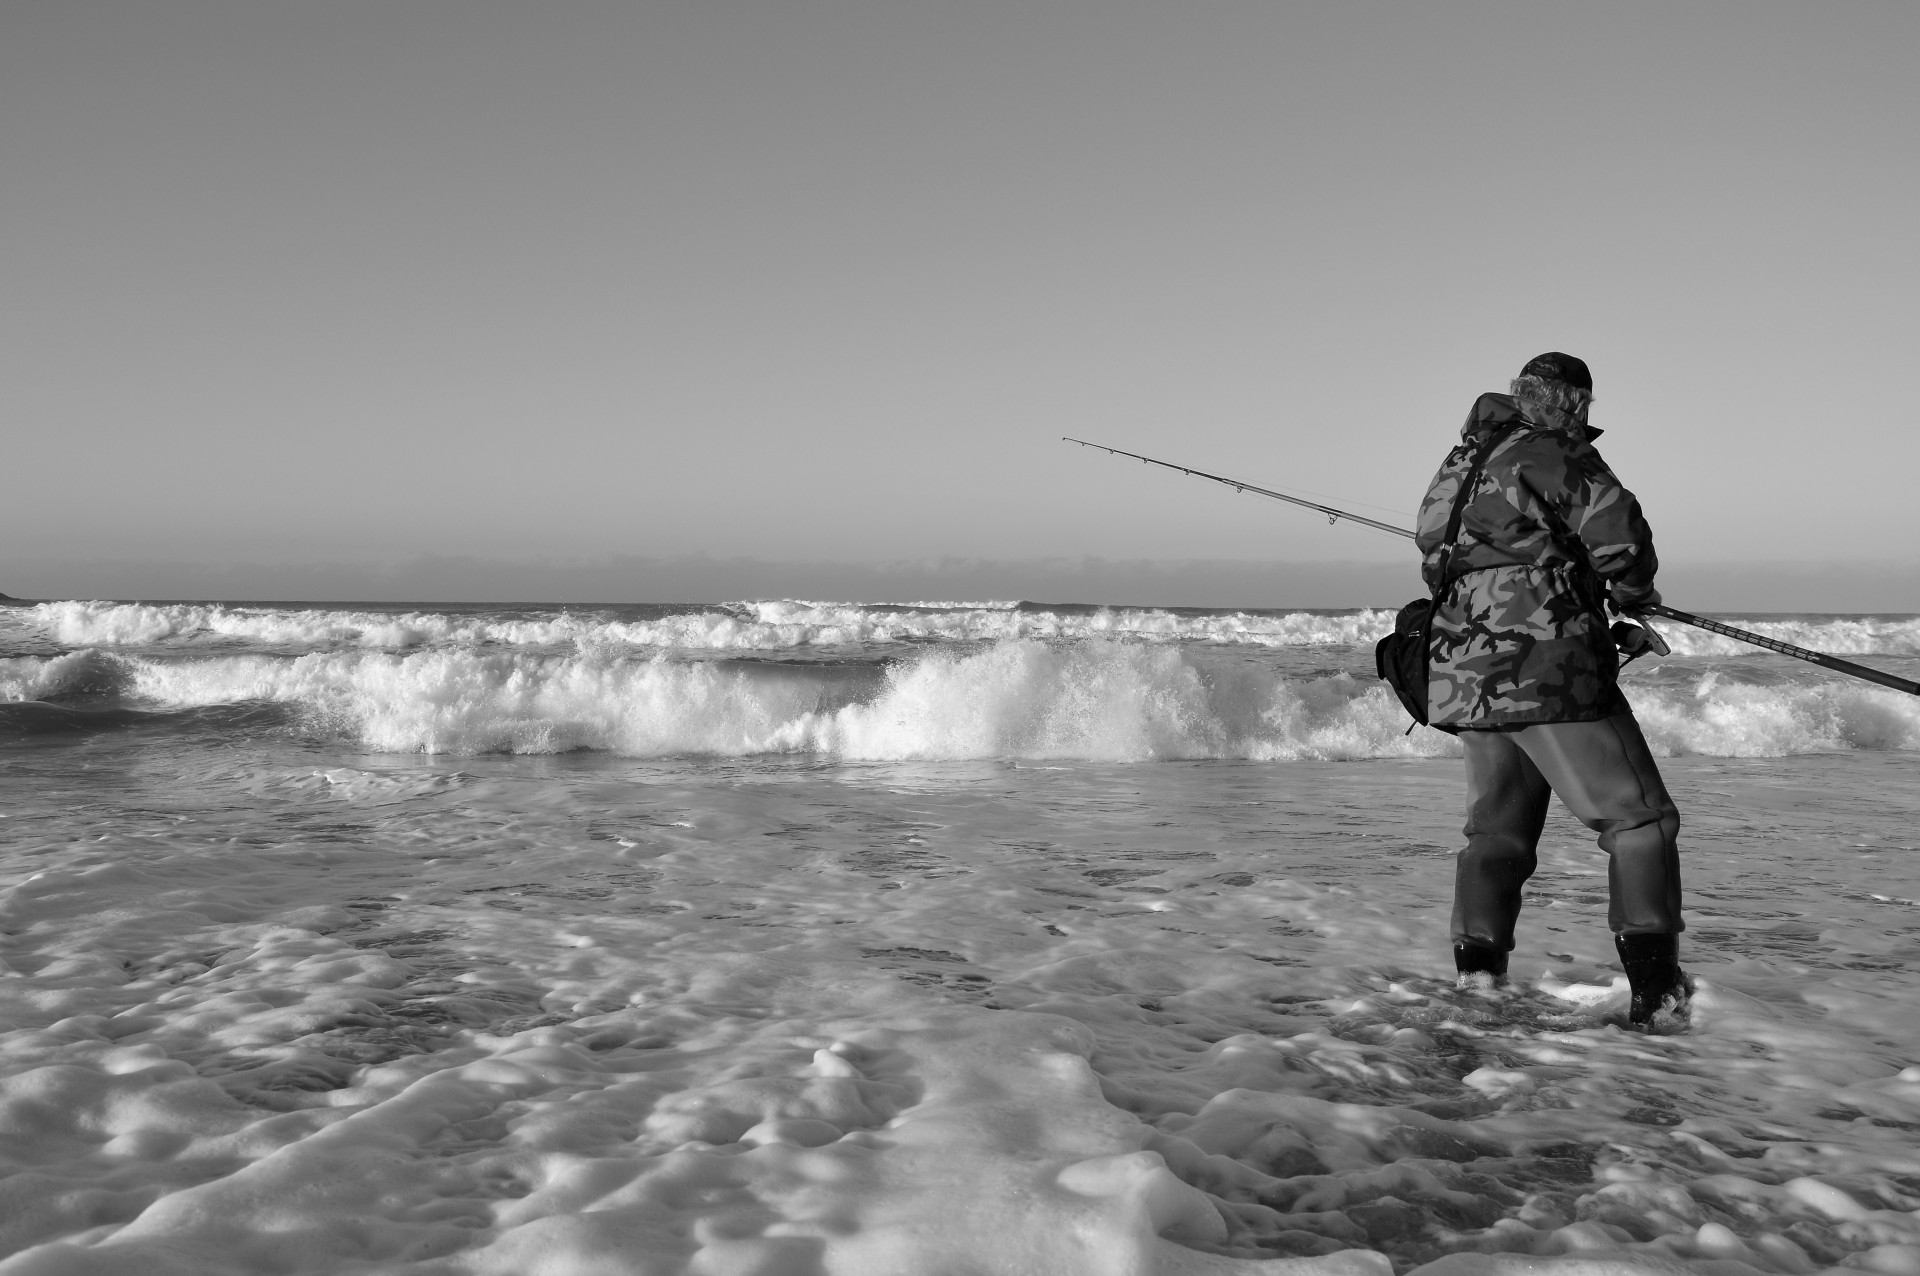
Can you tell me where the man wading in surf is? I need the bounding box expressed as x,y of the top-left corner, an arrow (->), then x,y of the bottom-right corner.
1418,353 -> 1689,1025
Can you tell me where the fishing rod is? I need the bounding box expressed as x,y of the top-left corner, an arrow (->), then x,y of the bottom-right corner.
1636,604 -> 1920,696
1062,437 -> 1417,539
1065,436 -> 1920,697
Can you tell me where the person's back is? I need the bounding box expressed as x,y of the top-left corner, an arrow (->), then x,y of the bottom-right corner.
1418,380 -> 1658,726
1420,353 -> 1690,1025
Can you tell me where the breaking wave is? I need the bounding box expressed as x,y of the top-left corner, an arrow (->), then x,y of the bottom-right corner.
53,643 -> 1444,761
19,599 -> 1397,652
6,640 -> 1917,761
18,599 -> 1920,659
1651,614 -> 1920,658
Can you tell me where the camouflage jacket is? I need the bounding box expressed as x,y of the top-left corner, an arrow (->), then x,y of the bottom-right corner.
1417,393 -> 1659,727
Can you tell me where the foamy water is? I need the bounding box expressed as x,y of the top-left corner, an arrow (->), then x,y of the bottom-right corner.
4,601 -> 1919,762
2,598 -> 1919,1275
25,599 -> 1920,658
21,599 -> 1404,653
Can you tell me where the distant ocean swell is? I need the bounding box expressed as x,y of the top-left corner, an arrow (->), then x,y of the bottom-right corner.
6,640 -> 1917,761
22,599 -> 1920,657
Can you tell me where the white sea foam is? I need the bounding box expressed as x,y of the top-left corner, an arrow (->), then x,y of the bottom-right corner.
25,599 -> 1400,652
0,650 -> 129,703
13,640 -> 1914,760
107,642 -> 1446,761
25,600 -> 605,650
4,734 -> 1919,1273
28,598 -> 1920,660
1635,672 -> 1920,756
1650,613 -> 1920,657
727,600 -> 1400,650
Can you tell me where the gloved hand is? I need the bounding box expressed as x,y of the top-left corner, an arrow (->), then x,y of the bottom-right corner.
1612,620 -> 1670,660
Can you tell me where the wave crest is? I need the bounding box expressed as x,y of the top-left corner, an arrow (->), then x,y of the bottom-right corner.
0,649 -> 133,703
26,599 -> 1920,659
9,638 -> 1916,760
1651,614 -> 1920,658
61,641 -> 1439,760
23,599 -> 1400,653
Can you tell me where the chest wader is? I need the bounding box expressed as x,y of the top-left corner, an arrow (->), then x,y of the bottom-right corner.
1452,717 -> 1686,1020
1448,489 -> 1689,1026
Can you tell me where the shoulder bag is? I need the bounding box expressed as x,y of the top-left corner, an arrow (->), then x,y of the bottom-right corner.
1375,423 -> 1519,732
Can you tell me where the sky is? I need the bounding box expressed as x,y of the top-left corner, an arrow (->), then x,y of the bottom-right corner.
3,1 -> 1916,607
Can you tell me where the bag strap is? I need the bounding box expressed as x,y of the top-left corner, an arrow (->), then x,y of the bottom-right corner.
1403,421 -> 1524,735
1430,423 -> 1520,601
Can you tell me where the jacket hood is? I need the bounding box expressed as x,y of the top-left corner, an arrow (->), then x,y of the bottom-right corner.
1461,392 -> 1602,443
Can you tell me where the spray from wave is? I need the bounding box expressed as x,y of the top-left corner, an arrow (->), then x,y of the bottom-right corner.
82,642 -> 1441,761
19,599 -> 1920,658
18,600 -> 1399,652
7,638 -> 1917,761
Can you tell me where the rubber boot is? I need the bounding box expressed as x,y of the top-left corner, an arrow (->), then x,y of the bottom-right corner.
1454,941 -> 1508,991
1615,933 -> 1691,1025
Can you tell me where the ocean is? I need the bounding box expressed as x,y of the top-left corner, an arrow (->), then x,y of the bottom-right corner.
2,597 -> 1918,1276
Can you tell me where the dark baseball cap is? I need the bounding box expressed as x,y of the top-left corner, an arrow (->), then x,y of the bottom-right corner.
1519,352 -> 1593,393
